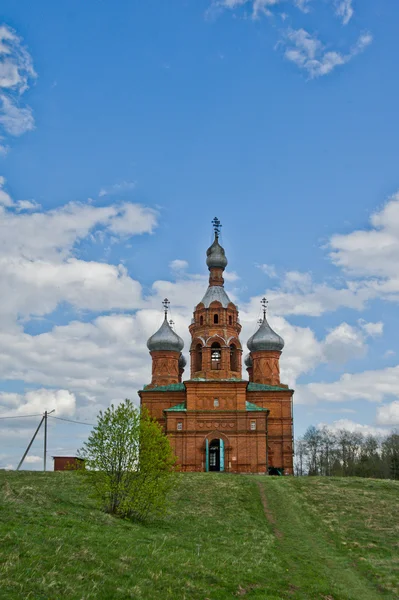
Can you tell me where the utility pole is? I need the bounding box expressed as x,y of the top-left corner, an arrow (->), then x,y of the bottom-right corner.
43,409 -> 55,472
17,416 -> 45,471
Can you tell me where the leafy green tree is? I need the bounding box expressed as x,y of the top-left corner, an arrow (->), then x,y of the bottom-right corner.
79,400 -> 177,520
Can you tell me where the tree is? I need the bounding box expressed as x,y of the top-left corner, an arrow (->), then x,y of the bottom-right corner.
79,400 -> 177,521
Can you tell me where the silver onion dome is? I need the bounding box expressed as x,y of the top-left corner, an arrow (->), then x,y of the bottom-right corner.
178,354 -> 187,369
244,353 -> 253,368
206,235 -> 228,270
147,316 -> 184,353
247,315 -> 284,353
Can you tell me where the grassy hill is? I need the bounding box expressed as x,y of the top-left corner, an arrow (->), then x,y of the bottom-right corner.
0,472 -> 398,599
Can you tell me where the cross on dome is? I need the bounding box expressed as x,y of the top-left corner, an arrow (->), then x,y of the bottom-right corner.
162,298 -> 170,317
212,217 -> 222,237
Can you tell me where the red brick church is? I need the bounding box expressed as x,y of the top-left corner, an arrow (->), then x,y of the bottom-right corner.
139,219 -> 294,474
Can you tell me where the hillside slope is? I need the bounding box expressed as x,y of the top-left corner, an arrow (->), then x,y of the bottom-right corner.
0,472 -> 398,599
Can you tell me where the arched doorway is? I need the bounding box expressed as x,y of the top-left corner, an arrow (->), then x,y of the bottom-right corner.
205,438 -> 225,472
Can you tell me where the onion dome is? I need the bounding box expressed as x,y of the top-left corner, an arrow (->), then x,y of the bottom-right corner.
206,217 -> 228,269
247,314 -> 284,353
147,299 -> 184,353
247,298 -> 284,353
178,354 -> 187,369
244,353 -> 253,368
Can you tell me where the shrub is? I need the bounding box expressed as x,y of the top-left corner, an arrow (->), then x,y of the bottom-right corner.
79,400 -> 177,520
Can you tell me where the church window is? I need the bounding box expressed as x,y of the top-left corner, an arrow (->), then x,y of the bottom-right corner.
195,344 -> 202,371
211,342 -> 222,370
214,398 -> 219,407
229,315 -> 232,325
177,422 -> 183,431
230,344 -> 238,371
214,314 -> 219,324
250,421 -> 256,431
200,316 -> 204,325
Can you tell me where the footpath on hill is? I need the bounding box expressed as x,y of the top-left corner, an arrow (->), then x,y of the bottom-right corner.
254,476 -> 398,600
0,471 -> 398,599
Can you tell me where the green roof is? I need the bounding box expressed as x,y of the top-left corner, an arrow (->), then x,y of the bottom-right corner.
164,402 -> 187,412
246,401 -> 268,412
247,382 -> 293,392
141,383 -> 185,392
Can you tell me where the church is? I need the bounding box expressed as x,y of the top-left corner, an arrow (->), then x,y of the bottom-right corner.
138,219 -> 294,474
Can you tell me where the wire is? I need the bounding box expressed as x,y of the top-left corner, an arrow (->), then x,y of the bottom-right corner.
0,413 -> 42,420
48,415 -> 95,427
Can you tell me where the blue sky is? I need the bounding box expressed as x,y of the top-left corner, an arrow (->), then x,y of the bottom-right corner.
1,0 -> 399,469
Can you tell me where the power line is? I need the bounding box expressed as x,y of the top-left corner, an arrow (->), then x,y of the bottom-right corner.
0,413 -> 42,420
48,415 -> 95,427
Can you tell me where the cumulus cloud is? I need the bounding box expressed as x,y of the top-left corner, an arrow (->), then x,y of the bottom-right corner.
283,28 -> 372,79
169,259 -> 189,272
318,418 -> 389,437
376,401 -> 399,426
0,25 -> 36,142
358,320 -> 383,337
0,388 -> 76,417
330,191 -> 399,280
296,365 -> 399,405
323,322 -> 367,364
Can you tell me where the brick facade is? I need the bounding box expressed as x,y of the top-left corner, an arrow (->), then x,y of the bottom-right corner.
139,226 -> 294,475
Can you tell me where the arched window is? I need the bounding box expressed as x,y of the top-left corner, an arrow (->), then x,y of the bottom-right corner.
228,315 -> 232,325
195,344 -> 202,371
211,342 -> 222,370
230,344 -> 238,371
214,314 -> 219,324
200,316 -> 204,325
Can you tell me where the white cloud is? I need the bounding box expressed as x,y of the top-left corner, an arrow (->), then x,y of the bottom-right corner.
0,95 -> 34,135
294,0 -> 312,13
296,365 -> 399,405
333,0 -> 354,25
0,389 -> 76,417
323,322 -> 366,364
24,455 -> 42,464
98,181 -> 136,197
0,175 -> 12,206
224,271 -> 240,282
329,191 -> 399,280
256,263 -> 277,278
169,259 -> 189,272
318,418 -> 389,437
358,320 -> 383,338
15,199 -> 41,212
0,26 -> 36,142
376,401 -> 399,426
283,28 -> 372,79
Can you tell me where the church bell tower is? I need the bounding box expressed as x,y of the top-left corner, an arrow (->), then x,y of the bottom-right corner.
139,218 -> 294,475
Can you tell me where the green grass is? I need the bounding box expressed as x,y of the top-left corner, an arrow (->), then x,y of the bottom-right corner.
0,472 -> 398,599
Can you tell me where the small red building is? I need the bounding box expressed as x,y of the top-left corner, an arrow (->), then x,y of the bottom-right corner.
53,456 -> 85,471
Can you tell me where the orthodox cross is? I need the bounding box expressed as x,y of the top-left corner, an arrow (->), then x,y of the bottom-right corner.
163,298 -> 170,318
261,297 -> 268,318
212,217 -> 222,237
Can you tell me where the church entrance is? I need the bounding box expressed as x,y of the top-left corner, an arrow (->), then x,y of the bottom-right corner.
206,438 -> 225,472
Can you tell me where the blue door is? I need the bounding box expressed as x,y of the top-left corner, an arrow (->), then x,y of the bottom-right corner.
220,439 -> 225,472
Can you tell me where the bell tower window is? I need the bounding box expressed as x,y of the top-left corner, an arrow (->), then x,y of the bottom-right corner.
211,343 -> 222,370
195,344 -> 202,371
214,314 -> 219,324
229,315 -> 232,325
230,344 -> 238,371
200,316 -> 204,325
